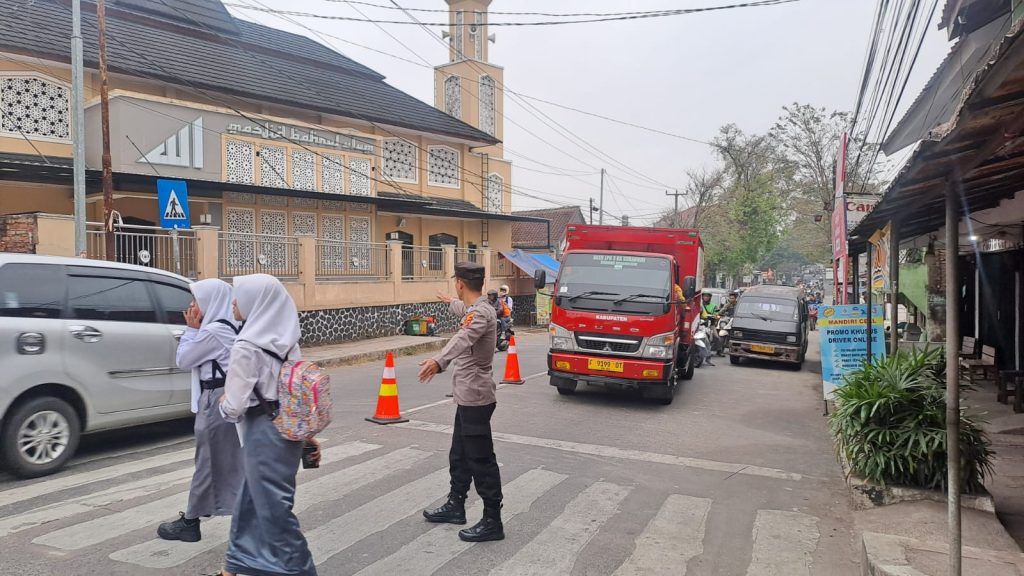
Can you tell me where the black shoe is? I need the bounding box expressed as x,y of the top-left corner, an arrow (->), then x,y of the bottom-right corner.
423,494 -> 467,525
459,516 -> 505,542
158,512 -> 201,542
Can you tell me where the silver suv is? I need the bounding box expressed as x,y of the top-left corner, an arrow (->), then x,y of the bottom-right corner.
0,254 -> 194,478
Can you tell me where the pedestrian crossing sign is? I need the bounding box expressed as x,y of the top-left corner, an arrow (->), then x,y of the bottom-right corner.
157,179 -> 191,229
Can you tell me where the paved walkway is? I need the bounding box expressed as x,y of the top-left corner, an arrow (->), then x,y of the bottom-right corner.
303,335 -> 450,368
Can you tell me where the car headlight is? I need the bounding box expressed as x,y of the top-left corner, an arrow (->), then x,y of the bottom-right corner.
786,335 -> 797,343
732,330 -> 743,338
549,323 -> 574,351
644,332 -> 675,359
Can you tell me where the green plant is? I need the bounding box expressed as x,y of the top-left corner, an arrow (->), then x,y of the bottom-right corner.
829,347 -> 994,493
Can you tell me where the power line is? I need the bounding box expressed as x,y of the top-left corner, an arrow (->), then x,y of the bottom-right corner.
314,1 -> 734,18
223,1 -> 800,26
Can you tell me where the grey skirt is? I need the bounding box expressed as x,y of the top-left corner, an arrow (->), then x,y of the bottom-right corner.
186,387 -> 243,518
225,410 -> 316,576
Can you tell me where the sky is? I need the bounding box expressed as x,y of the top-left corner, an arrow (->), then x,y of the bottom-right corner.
225,0 -> 953,223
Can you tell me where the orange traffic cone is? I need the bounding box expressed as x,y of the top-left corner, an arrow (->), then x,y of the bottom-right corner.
501,335 -> 525,385
366,351 -> 409,425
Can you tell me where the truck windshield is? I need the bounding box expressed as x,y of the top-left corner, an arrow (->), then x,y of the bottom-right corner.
737,298 -> 799,321
556,253 -> 671,314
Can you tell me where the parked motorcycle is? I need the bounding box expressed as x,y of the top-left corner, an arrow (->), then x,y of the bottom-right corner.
715,316 -> 733,356
496,318 -> 513,352
692,317 -> 713,367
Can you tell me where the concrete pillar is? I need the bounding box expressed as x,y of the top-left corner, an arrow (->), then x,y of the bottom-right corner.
298,237 -> 316,308
890,220 -> 900,355
388,240 -> 404,297
34,214 -> 76,257
944,181 -> 962,575
482,248 -> 493,288
194,227 -> 220,280
443,244 -> 456,294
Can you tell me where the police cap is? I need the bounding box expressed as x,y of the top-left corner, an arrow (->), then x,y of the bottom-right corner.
453,261 -> 485,281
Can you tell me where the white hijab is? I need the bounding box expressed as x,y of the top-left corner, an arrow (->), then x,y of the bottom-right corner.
233,274 -> 301,360
193,279 -> 235,330
187,279 -> 236,413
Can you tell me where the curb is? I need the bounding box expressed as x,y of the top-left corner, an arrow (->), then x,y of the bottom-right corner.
862,532 -> 1024,576
839,454 -> 995,512
314,338 -> 451,369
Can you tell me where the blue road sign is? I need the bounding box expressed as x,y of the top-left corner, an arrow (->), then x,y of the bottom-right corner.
157,179 -> 191,229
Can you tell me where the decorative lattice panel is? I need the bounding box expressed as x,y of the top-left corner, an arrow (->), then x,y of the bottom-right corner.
290,197 -> 318,209
444,75 -> 462,119
292,149 -> 316,191
260,210 -> 288,270
322,154 -> 345,195
349,157 -> 371,196
260,145 -> 287,188
224,191 -> 256,204
348,215 -> 371,270
226,140 -> 254,184
479,75 -> 496,136
0,76 -> 70,139
427,146 -> 459,187
321,215 -> 344,241
347,201 -> 372,213
292,212 -> 317,237
486,173 -> 503,213
259,195 -> 288,207
383,139 -> 417,182
225,208 -> 256,272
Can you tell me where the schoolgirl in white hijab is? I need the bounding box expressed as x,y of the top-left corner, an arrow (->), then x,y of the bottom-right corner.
216,274 -> 317,576
157,279 -> 243,543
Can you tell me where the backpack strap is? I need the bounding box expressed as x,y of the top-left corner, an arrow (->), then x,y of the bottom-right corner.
249,345 -> 296,420
214,318 -> 241,334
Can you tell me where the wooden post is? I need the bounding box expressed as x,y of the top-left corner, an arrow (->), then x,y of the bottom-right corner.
945,182 -> 962,575
97,0 -> 115,261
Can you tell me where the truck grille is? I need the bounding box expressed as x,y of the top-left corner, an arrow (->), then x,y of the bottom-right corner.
734,328 -> 792,345
575,333 -> 642,354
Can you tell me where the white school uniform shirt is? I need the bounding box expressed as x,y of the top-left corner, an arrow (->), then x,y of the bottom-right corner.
175,278 -> 237,414
219,274 -> 301,423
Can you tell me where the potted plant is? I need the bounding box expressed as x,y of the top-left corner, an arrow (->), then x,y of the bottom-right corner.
829,347 -> 993,494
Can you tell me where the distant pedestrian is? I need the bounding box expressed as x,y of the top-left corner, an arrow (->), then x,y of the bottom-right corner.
419,262 -> 505,542
216,274 -> 317,576
158,279 -> 242,543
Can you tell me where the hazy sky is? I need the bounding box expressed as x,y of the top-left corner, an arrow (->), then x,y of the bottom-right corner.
227,1 -> 952,222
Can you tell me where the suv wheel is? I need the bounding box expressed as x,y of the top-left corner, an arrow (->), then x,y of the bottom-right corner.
2,397 -> 81,478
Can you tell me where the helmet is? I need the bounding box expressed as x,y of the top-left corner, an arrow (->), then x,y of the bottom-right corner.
487,289 -> 498,297
499,284 -> 510,293
729,291 -> 739,297
702,292 -> 712,299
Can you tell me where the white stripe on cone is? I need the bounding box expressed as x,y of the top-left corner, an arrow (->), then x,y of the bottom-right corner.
382,366 -> 396,379
509,346 -> 517,354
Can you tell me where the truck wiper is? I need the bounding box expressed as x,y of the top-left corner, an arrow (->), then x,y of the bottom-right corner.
613,293 -> 666,305
567,290 -> 618,302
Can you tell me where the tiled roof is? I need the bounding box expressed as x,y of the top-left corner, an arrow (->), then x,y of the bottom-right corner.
0,0 -> 498,145
512,206 -> 585,248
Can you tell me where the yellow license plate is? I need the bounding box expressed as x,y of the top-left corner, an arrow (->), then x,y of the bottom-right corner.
750,344 -> 776,354
588,358 -> 625,373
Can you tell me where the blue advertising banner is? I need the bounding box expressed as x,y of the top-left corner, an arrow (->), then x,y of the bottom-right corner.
818,304 -> 885,399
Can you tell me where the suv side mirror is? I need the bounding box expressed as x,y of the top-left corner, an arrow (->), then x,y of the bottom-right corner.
533,269 -> 547,290
682,276 -> 696,299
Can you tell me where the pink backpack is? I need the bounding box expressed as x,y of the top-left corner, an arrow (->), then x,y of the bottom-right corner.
256,350 -> 333,441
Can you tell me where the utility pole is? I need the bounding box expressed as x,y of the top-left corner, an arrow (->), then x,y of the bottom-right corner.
588,198 -> 594,225
665,189 -> 684,226
97,0 -> 115,261
598,168 -> 605,225
71,0 -> 86,257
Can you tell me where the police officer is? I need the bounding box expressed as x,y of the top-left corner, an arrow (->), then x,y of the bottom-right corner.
418,262 -> 504,542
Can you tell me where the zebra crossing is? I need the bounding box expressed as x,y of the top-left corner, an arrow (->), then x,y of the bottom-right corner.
0,439 -> 827,575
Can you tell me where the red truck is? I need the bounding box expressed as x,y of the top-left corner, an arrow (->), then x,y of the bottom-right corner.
532,225 -> 704,404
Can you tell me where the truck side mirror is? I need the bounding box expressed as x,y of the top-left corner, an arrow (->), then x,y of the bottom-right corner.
683,276 -> 696,300
533,269 -> 547,290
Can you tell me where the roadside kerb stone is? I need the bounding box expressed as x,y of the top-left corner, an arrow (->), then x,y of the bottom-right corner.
862,532 -> 1024,576
310,338 -> 451,369
838,454 -> 995,512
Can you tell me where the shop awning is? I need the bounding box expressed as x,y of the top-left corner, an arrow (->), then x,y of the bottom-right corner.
499,249 -> 558,282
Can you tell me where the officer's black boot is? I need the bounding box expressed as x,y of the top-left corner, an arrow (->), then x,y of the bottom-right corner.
459,504 -> 504,542
423,493 -> 467,525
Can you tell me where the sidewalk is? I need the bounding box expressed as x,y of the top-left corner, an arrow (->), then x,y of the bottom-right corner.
853,376 -> 1024,575
303,334 -> 451,368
